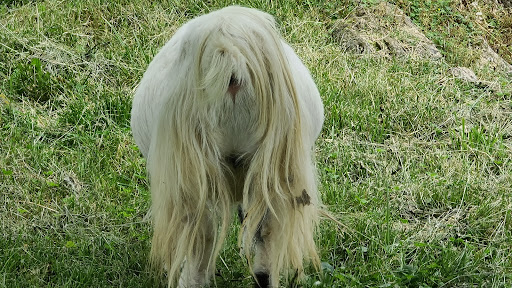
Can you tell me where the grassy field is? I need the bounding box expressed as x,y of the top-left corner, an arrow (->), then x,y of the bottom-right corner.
1,0 -> 511,287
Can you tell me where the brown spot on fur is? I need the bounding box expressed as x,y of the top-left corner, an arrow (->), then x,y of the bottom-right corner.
295,189 -> 311,206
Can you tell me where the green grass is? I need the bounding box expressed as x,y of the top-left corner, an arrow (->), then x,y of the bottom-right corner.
1,0 -> 511,287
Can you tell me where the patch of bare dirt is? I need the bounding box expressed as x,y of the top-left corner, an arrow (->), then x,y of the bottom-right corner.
331,2 -> 443,60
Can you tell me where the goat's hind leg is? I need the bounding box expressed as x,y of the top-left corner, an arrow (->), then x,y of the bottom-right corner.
178,214 -> 216,288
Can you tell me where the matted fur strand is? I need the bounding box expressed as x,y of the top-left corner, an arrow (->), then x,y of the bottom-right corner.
131,6 -> 325,288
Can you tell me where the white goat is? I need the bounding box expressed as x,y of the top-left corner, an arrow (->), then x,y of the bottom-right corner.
131,6 -> 324,287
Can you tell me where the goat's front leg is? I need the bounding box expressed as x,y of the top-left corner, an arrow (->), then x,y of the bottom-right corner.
252,213 -> 278,288
253,229 -> 272,288
238,206 -> 274,288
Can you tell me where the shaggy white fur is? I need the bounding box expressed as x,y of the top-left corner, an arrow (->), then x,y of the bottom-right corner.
131,6 -> 324,288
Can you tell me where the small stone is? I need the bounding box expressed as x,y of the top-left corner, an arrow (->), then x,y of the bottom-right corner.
449,67 -> 479,84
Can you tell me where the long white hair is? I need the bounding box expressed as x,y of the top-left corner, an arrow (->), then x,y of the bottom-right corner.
131,6 -> 324,287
